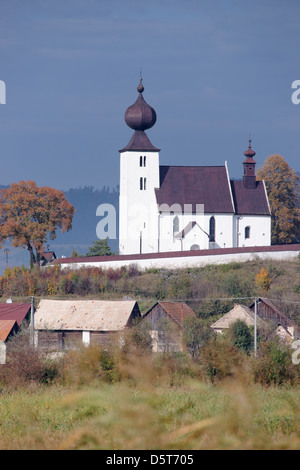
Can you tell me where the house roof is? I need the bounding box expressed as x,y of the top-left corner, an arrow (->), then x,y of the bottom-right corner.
144,301 -> 196,329
0,320 -> 18,342
155,166 -> 235,214
41,251 -> 56,262
230,180 -> 271,215
249,297 -> 299,330
0,303 -> 31,326
34,299 -> 140,331
211,304 -> 265,330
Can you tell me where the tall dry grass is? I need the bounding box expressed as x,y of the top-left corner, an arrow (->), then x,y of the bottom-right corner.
0,331 -> 300,450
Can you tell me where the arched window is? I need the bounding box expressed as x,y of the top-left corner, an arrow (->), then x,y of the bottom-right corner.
173,216 -> 179,235
209,216 -> 215,242
190,244 -> 200,251
245,226 -> 250,239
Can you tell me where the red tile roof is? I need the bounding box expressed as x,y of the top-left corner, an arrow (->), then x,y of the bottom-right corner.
158,301 -> 196,328
0,320 -> 18,341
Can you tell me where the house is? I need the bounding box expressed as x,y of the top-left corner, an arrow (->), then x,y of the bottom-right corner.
40,251 -> 57,266
0,302 -> 31,327
210,304 -> 265,334
0,320 -> 19,364
211,300 -> 299,344
119,79 -> 271,256
142,301 -> 196,352
34,299 -> 141,350
0,302 -> 32,364
248,297 -> 300,342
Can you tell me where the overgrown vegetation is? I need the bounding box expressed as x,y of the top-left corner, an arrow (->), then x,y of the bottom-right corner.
0,325 -> 300,450
1,256 -> 300,321
0,256 -> 299,449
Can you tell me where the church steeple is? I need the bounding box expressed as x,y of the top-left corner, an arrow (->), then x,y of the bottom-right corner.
243,138 -> 257,189
119,79 -> 160,152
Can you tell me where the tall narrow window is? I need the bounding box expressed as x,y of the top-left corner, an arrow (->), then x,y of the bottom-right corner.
245,226 -> 250,239
144,156 -> 146,167
173,216 -> 179,236
140,177 -> 146,190
209,216 -> 215,242
140,156 -> 143,167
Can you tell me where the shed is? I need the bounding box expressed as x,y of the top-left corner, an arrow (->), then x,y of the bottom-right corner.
211,302 -> 297,344
0,320 -> 19,364
0,302 -> 31,364
210,304 -> 265,334
34,299 -> 141,350
142,301 -> 196,352
0,302 -> 31,326
248,297 -> 300,340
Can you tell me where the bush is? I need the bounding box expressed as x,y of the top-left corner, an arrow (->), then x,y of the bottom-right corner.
251,341 -> 299,386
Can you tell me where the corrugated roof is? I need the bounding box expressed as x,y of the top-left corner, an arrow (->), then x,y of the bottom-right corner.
0,320 -> 18,341
0,303 -> 31,326
155,166 -> 235,214
34,299 -> 140,331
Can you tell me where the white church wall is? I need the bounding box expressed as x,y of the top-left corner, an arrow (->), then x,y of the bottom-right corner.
233,215 -> 271,248
119,150 -> 160,255
158,212 -> 234,252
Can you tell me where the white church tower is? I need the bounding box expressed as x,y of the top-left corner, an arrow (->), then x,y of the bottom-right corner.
119,79 -> 160,255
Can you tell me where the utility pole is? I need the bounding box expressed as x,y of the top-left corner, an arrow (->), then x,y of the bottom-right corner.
30,296 -> 35,348
254,298 -> 257,358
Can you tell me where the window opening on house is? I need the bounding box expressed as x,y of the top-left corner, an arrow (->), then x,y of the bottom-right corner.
140,177 -> 143,190
144,156 -> 146,167
209,216 -> 215,242
245,226 -> 250,239
144,178 -> 146,190
140,156 -> 143,167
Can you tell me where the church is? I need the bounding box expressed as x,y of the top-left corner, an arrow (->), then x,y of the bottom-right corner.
118,79 -> 271,256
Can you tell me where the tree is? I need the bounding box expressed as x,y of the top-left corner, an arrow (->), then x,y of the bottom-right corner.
0,181 -> 75,267
182,316 -> 212,360
257,154 -> 300,244
86,238 -> 113,256
227,319 -> 253,354
255,267 -> 272,293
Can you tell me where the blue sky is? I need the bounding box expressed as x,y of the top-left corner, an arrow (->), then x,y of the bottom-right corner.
0,0 -> 300,192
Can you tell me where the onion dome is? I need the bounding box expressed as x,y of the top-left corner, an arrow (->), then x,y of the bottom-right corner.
124,78 -> 157,131
120,79 -> 160,152
243,139 -> 256,162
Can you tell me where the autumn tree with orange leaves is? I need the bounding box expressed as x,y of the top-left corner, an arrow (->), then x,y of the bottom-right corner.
257,155 -> 300,244
0,181 -> 75,267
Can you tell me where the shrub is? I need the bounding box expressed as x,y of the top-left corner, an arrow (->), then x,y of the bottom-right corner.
251,341 -> 298,386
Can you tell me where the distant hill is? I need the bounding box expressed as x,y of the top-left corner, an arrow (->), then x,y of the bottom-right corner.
52,185 -> 120,258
